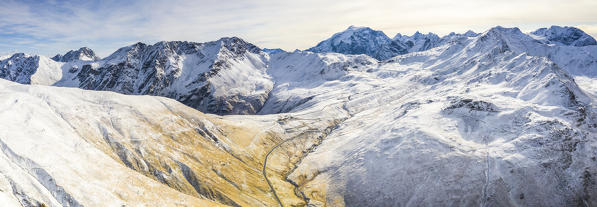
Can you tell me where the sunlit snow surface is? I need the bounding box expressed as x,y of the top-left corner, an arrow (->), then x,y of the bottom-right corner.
287,27 -> 597,206
0,80 -> 228,206
0,26 -> 597,206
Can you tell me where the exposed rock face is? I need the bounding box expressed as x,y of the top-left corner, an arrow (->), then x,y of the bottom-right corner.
307,26 -> 408,60
0,77 -> 344,206
394,31 -> 443,52
68,38 -> 273,115
4,25 -> 595,116
1,25 -> 597,206
51,47 -> 100,62
0,37 -> 377,115
444,97 -> 499,112
0,53 -> 39,84
531,26 -> 597,46
262,48 -> 285,54
309,27 -> 483,61
287,26 -> 597,207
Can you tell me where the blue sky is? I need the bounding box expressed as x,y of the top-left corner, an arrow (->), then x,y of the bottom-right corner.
1,0 -> 597,57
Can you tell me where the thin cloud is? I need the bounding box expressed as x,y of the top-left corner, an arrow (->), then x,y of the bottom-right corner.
0,0 -> 596,57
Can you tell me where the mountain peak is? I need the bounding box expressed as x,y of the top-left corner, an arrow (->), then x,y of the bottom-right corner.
216,36 -> 250,45
215,36 -> 261,55
412,31 -> 424,37
52,47 -> 99,62
331,26 -> 385,43
463,30 -> 479,37
393,33 -> 406,41
78,47 -> 93,52
393,31 -> 442,52
133,42 -> 147,47
9,52 -> 29,59
307,26 -> 406,60
486,26 -> 522,35
262,48 -> 285,54
443,30 -> 479,39
479,26 -> 527,43
531,25 -> 597,46
347,25 -> 367,30
0,53 -> 40,84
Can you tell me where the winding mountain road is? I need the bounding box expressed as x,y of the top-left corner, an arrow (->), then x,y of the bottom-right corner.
262,104 -> 349,207
262,135 -> 295,207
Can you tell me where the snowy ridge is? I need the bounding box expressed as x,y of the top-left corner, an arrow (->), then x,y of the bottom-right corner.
2,25 -> 595,115
0,79 -> 230,206
260,51 -> 376,114
0,78 -> 346,206
51,47 -> 100,62
76,37 -> 274,115
1,25 -> 597,206
262,48 -> 285,54
393,31 -> 442,52
57,38 -> 273,115
0,53 -> 40,84
531,26 -> 597,47
285,26 -> 597,206
307,26 -> 408,60
0,53 -> 64,85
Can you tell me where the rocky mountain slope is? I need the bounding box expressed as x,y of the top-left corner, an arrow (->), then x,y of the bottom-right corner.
531,26 -> 597,46
288,26 -> 597,206
51,47 -> 100,62
0,53 -> 63,85
307,26 -> 409,60
3,25 -> 595,116
393,31 -> 442,52
1,38 -> 275,115
0,25 -> 597,206
69,38 -> 273,115
0,78 -> 343,206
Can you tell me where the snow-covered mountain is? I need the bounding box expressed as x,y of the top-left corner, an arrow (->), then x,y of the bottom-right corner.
1,25 -> 597,206
287,26 -> 597,206
307,26 -> 408,60
0,37 -> 376,115
67,38 -> 273,115
308,27 -> 481,60
3,26 -> 594,116
531,26 -> 597,46
51,47 -> 100,62
393,31 -> 442,52
0,53 -> 63,85
262,48 -> 286,54
0,78 -> 347,206
0,53 -> 40,84
1,38 -> 275,115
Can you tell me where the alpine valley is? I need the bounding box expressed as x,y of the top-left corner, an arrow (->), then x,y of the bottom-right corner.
1,25 -> 597,207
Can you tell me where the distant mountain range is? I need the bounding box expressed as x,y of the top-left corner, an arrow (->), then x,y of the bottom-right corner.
1,25 -> 597,206
1,25 -> 595,115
